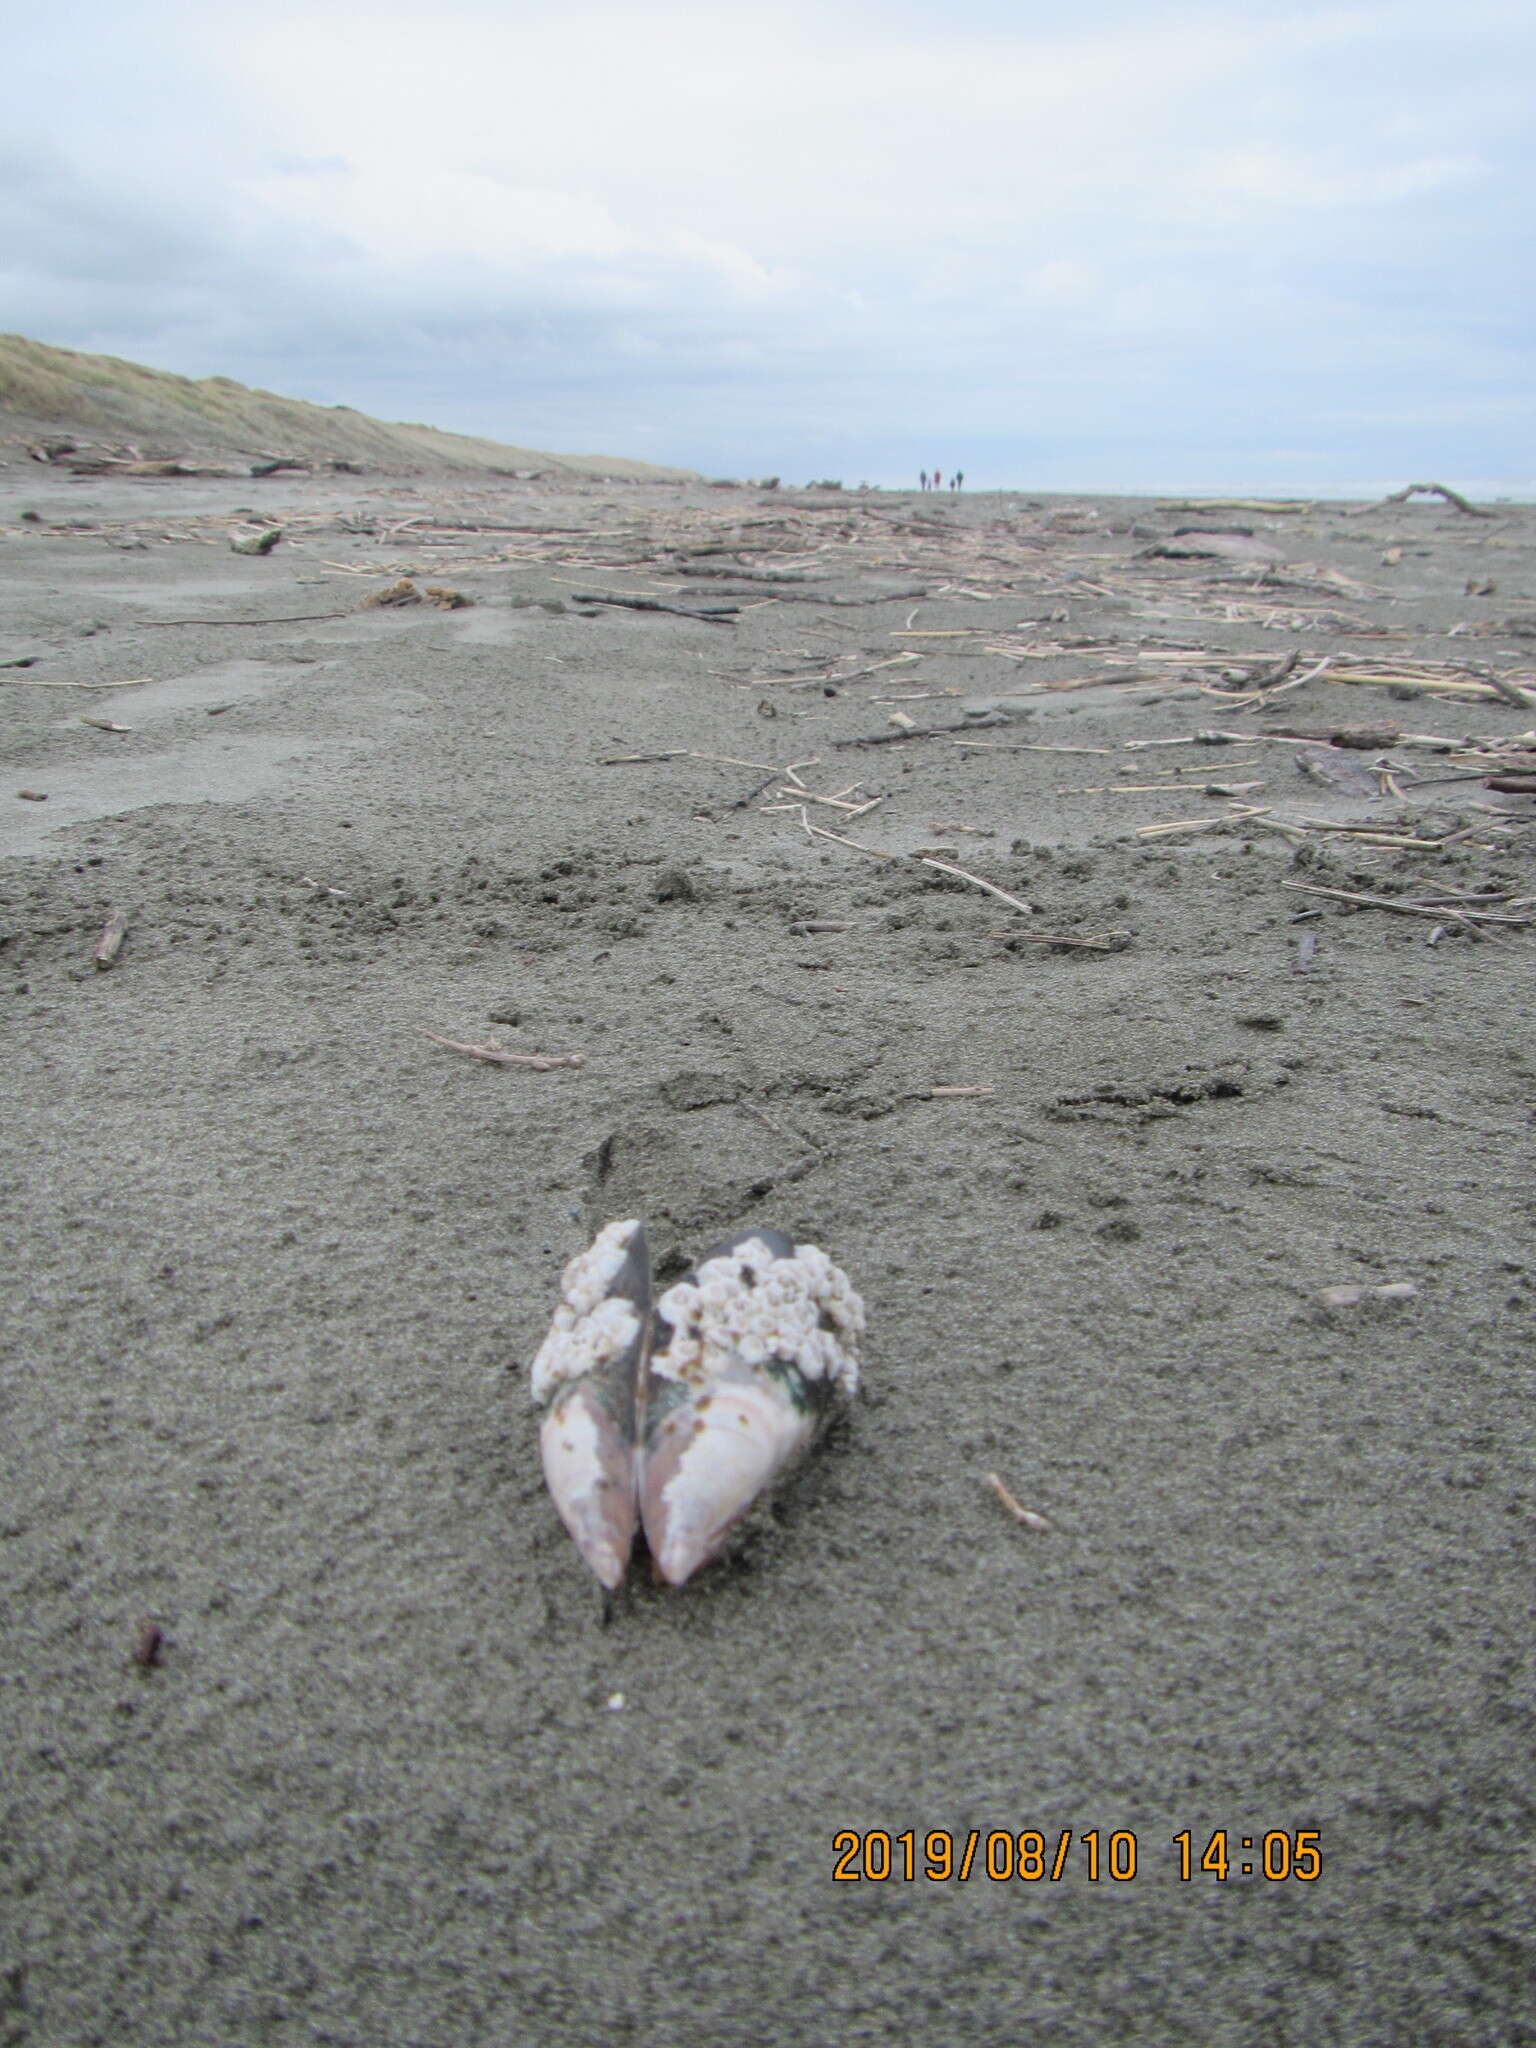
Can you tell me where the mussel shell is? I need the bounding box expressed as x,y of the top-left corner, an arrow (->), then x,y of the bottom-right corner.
533,1220 -> 650,1590
639,1228 -> 837,1586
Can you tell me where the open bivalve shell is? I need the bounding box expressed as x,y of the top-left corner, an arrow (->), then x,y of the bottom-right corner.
528,1221 -> 864,1588
527,1218 -> 650,1590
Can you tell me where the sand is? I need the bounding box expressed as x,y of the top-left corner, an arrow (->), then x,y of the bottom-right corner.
3,469 -> 1533,2046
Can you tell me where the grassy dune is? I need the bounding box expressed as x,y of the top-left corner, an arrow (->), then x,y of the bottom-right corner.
0,333 -> 698,480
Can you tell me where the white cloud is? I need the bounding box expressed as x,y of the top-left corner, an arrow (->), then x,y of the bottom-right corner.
1184,147 -> 1482,212
4,0 -> 1533,487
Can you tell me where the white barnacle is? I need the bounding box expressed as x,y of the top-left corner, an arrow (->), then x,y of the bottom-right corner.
652,1238 -> 862,1394
560,1217 -> 643,1317
529,1294 -> 642,1405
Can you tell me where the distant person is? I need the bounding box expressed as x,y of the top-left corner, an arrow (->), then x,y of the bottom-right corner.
933,470 -> 943,491
919,469 -> 929,491
953,470 -> 964,491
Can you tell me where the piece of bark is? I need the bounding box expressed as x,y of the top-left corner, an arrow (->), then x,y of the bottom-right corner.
95,912 -> 129,970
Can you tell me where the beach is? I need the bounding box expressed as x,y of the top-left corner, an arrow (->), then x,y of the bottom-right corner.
3,467 -> 1533,2045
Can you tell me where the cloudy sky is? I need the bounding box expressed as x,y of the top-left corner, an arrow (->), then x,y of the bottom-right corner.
6,0 -> 1532,491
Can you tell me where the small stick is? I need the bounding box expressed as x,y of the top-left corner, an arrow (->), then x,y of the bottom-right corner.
983,928 -> 1126,950
1057,781 -> 1254,796
801,815 -> 899,859
572,591 -> 738,624
1319,1281 -> 1419,1307
94,911 -> 129,971
141,612 -> 352,627
768,786 -> 882,815
986,1473 -> 1052,1532
3,677 -> 152,690
1123,731 -> 1254,750
930,1085 -> 996,1098
917,857 -> 1036,916
419,1032 -> 585,1069
950,739 -> 1113,756
786,653 -> 922,689
1281,880 -> 1530,927
689,749 -> 803,773
1136,806 -> 1270,839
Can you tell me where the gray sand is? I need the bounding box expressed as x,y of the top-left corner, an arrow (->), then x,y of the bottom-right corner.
3,473 -> 1533,2046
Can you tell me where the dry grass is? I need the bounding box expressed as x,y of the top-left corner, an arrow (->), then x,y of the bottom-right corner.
0,332 -> 698,481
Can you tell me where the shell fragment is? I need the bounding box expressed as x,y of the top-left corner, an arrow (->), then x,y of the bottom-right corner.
527,1222 -> 864,1588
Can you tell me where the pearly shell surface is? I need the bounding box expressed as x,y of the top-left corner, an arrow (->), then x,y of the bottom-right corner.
527,1221 -> 864,1588
528,1218 -> 649,1590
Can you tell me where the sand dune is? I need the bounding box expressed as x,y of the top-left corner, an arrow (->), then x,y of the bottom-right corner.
0,332 -> 700,481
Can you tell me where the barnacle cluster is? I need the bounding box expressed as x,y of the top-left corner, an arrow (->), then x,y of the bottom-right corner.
529,1217 -> 646,1403
529,1295 -> 642,1404
651,1238 -> 864,1396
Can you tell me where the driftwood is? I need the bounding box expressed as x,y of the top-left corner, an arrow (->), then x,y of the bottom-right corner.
94,912 -> 129,971
831,713 -> 1012,747
669,563 -> 831,584
572,591 -> 738,625
1270,725 -> 1407,749
1138,533 -> 1286,565
1347,482 -> 1493,519
1155,499 -> 1315,515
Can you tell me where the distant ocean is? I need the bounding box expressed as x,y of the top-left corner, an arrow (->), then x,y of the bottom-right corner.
870,477 -> 1536,502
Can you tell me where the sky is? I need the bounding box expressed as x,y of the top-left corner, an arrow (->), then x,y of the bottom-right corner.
5,0 -> 1533,493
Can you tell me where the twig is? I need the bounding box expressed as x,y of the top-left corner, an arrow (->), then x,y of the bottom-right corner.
766,785 -> 882,815
983,928 -> 1127,950
1319,1281 -> 1419,1307
986,1473 -> 1052,1532
800,815 -> 899,859
831,716 -> 1010,748
2,677 -> 152,690
950,738 -> 1113,756
917,857 -> 1036,916
419,1032 -> 586,1068
571,591 -> 738,624
1122,731 -> 1255,750
1280,881 -> 1531,929
1137,806 -> 1270,839
140,613 -> 353,627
